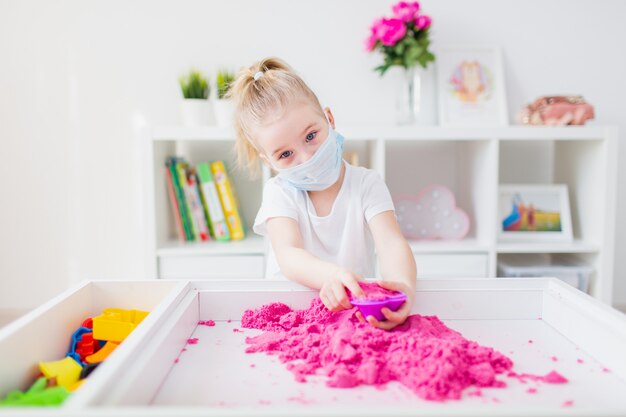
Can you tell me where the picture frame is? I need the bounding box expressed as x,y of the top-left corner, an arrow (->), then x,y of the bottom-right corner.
498,184 -> 573,242
436,45 -> 508,127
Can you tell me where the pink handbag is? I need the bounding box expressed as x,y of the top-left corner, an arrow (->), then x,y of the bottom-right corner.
518,96 -> 595,126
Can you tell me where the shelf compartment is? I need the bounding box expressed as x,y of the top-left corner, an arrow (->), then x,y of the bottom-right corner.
386,139 -> 497,244
152,140 -> 262,248
498,252 -> 600,297
498,253 -> 594,293
343,139 -> 380,172
498,139 -> 609,245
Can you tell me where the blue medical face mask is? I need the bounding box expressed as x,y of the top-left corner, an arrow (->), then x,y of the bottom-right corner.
273,120 -> 345,191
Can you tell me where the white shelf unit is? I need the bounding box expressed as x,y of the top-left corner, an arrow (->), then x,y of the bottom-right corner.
144,125 -> 618,303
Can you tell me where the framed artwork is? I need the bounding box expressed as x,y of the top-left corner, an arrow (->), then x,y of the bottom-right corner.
436,45 -> 508,127
498,185 -> 573,242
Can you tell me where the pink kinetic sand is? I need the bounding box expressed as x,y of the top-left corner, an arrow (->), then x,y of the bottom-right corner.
187,338 -> 199,345
467,389 -> 483,397
198,320 -> 216,327
242,297 -> 514,401
241,282 -> 571,402
349,281 -> 403,301
507,370 -> 568,384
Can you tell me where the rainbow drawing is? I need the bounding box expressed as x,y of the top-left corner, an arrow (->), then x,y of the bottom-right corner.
502,193 -> 562,232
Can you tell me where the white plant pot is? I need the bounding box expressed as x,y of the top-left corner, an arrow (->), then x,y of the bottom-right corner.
214,99 -> 235,128
180,98 -> 214,127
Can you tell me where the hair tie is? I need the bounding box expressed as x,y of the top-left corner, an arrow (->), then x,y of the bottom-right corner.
253,71 -> 264,81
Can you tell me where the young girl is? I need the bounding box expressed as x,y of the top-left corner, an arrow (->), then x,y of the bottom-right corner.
227,57 -> 417,330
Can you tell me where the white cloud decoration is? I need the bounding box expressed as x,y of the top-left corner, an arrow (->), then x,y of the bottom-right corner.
393,185 -> 470,240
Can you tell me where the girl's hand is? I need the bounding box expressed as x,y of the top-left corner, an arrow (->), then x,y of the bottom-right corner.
320,267 -> 365,311
355,280 -> 415,330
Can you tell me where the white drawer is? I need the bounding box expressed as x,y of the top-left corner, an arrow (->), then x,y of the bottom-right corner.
414,253 -> 488,278
158,255 -> 264,280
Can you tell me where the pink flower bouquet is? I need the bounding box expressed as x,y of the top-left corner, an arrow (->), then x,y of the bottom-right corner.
365,1 -> 435,75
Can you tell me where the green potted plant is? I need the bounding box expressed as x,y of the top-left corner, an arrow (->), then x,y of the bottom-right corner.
179,69 -> 213,127
214,69 -> 235,128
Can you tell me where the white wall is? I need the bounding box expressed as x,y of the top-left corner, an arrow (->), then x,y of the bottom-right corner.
1,0 -> 625,309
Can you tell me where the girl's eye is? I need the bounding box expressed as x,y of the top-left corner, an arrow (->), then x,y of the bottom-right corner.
279,150 -> 293,159
305,131 -> 317,142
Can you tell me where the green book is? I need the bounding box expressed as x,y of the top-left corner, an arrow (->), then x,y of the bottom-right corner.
197,162 -> 231,241
167,157 -> 192,241
176,160 -> 198,241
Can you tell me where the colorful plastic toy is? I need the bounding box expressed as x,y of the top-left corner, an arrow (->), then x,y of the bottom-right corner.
79,362 -> 100,379
75,332 -> 99,362
0,377 -> 69,407
39,357 -> 82,390
351,293 -> 408,321
67,380 -> 84,392
85,341 -> 119,364
92,308 -> 149,342
2,308 -> 148,407
66,326 -> 92,364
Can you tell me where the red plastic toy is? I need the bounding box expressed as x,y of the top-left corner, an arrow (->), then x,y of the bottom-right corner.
75,332 -> 99,362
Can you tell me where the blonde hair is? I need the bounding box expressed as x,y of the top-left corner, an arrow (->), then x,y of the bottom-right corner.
226,57 -> 325,177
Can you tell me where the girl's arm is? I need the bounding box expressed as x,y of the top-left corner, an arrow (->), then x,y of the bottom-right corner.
266,217 -> 365,310
365,210 -> 417,329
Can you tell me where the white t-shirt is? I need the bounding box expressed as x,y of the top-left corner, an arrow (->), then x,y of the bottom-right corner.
253,160 -> 395,280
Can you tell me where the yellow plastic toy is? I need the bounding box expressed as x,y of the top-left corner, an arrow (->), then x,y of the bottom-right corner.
92,308 -> 149,342
68,379 -> 85,392
39,357 -> 82,390
85,341 -> 119,364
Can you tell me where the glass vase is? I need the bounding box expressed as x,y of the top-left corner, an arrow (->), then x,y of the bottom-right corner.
396,66 -> 420,125
395,65 -> 436,125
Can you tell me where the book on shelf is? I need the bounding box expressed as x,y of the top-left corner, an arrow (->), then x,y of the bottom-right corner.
164,157 -> 245,242
166,157 -> 193,241
197,162 -> 230,241
211,160 -> 245,241
186,168 -> 211,241
175,160 -> 199,241
164,160 -> 185,242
